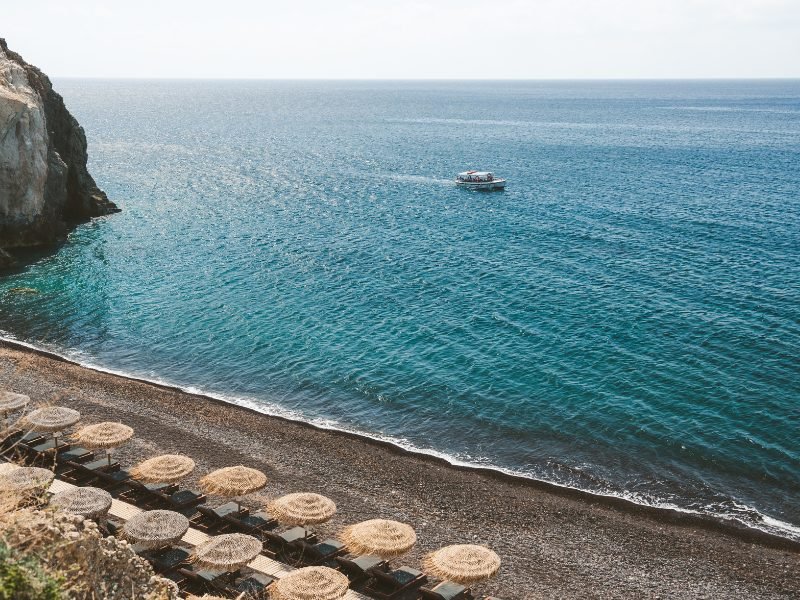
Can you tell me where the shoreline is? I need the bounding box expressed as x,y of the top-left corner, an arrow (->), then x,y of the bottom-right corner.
1,338 -> 799,597
1,336 -> 797,552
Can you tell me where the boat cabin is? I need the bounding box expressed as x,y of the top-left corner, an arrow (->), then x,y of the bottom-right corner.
456,171 -> 496,183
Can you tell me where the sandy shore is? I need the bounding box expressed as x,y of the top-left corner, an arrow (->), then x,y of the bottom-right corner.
1,341 -> 798,599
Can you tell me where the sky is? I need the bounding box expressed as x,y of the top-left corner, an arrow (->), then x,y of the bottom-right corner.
3,0 -> 799,79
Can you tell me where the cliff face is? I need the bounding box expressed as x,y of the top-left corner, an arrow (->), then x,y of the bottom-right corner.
0,38 -> 118,266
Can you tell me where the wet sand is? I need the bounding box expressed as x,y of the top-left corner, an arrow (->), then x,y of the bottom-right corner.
1,340 -> 798,599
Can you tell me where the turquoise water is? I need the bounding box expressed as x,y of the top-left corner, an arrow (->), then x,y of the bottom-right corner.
1,80 -> 799,539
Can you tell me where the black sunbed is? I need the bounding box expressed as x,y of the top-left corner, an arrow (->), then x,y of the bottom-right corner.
365,565 -> 428,600
289,537 -> 346,567
420,581 -> 474,600
227,572 -> 275,596
336,554 -> 387,585
141,546 -> 191,573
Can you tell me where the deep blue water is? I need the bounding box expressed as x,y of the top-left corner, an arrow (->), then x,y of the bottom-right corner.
1,80 -> 799,539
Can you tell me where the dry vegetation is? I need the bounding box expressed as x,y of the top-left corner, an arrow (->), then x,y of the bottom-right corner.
0,492 -> 178,599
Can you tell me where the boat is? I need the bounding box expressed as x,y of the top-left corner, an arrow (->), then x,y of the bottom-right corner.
455,171 -> 506,190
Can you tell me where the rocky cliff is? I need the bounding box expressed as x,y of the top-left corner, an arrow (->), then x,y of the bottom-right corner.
0,38 -> 118,268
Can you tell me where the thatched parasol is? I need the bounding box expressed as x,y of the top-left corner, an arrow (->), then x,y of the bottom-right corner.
73,422 -> 134,466
0,391 -> 29,428
131,454 -> 195,484
123,509 -> 190,550
191,533 -> 263,571
0,466 -> 54,496
422,544 -> 501,585
340,519 -> 416,558
0,463 -> 20,476
270,566 -> 349,600
199,465 -> 267,513
51,486 -> 113,519
268,492 -> 336,526
23,406 -> 80,446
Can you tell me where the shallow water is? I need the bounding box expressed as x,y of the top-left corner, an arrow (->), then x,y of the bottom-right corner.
1,79 -> 799,539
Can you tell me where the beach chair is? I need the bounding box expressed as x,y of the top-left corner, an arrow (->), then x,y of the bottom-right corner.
93,467 -> 132,493
336,554 -> 387,587
18,431 -> 47,447
227,572 -> 275,597
163,488 -> 207,510
364,565 -> 427,600
118,479 -> 178,506
57,446 -> 94,464
217,510 -> 279,539
261,526 -> 318,558
68,457 -> 121,476
178,566 -> 237,596
0,430 -> 26,451
289,537 -> 346,567
141,546 -> 191,574
193,502 -> 244,532
419,581 -> 474,600
28,438 -> 70,456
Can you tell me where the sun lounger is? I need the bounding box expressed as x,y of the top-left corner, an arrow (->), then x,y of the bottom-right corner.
70,457 -> 120,474
0,430 -> 25,450
280,525 -> 316,544
289,538 -> 346,567
225,510 -> 278,534
18,431 -> 46,446
197,502 -> 245,520
57,446 -> 94,464
119,479 -> 178,505
365,565 -> 427,600
419,581 -> 474,600
228,572 -> 275,596
93,468 -> 132,492
141,546 -> 191,573
261,526 -> 318,558
164,488 -> 206,509
29,439 -> 70,455
336,554 -> 387,586
178,566 -> 236,595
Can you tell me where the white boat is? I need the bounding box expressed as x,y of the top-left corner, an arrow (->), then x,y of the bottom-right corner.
455,171 -> 506,190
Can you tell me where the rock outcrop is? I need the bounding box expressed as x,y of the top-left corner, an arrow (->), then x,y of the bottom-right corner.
0,38 -> 118,266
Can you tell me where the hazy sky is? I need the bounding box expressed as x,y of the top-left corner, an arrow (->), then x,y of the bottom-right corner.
4,0 -> 799,78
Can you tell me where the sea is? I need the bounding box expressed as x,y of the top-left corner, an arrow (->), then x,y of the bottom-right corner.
1,79 -> 798,541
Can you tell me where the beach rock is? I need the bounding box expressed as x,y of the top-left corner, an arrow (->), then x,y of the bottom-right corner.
0,38 -> 118,255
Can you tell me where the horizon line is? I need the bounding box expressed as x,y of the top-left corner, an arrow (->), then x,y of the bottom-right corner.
49,76 -> 800,82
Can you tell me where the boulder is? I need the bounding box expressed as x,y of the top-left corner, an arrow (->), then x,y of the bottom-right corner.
0,38 -> 118,256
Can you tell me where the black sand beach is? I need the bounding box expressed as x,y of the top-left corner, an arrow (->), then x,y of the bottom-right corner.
1,341 -> 798,599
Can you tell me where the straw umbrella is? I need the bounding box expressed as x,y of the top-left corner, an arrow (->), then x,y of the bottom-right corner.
123,509 -> 190,550
192,533 -> 262,571
340,519 -> 417,558
131,454 -> 195,484
0,391 -> 29,429
270,566 -> 349,600
199,465 -> 267,513
51,486 -> 113,520
268,492 -> 336,526
0,466 -> 54,497
23,406 -> 80,447
423,544 -> 501,585
73,422 -> 134,466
